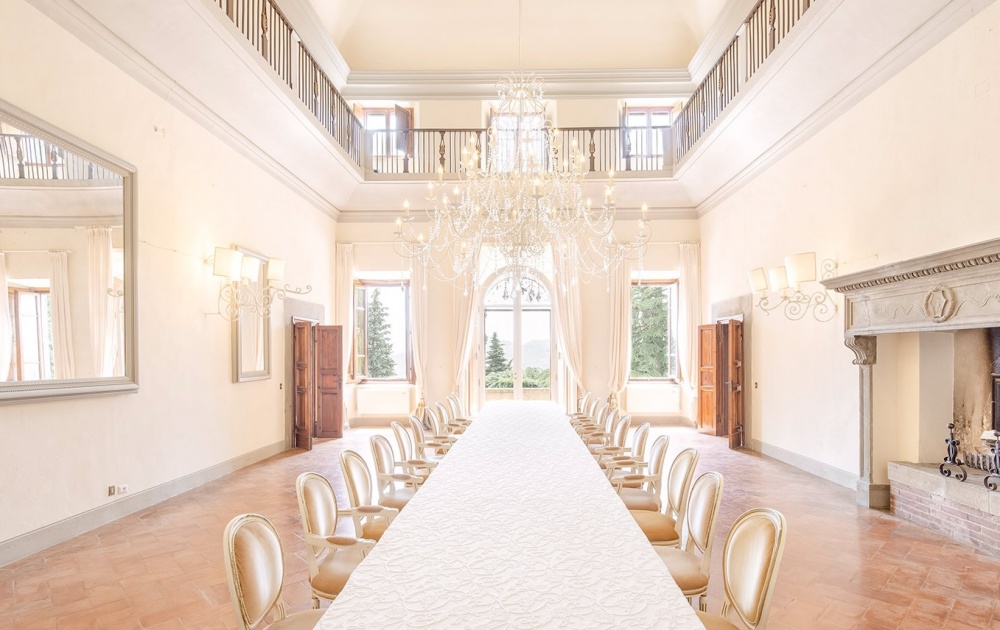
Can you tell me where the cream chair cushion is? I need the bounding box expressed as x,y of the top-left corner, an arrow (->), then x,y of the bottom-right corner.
656,547 -> 708,593
380,487 -> 415,511
362,518 -> 389,541
629,509 -> 679,543
619,488 -> 660,512
268,610 -> 325,630
311,549 -> 364,598
696,611 -> 741,630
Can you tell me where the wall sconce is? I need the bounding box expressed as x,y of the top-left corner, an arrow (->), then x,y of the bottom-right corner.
211,246 -> 311,321
748,252 -> 837,322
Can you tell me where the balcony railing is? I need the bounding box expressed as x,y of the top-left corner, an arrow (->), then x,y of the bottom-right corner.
674,0 -> 814,163
0,134 -> 121,181
366,126 -> 673,177
215,0 -> 814,179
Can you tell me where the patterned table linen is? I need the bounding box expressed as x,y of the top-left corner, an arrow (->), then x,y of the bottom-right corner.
318,401 -> 704,629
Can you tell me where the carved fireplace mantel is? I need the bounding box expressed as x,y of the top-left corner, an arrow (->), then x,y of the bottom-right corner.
821,238 -> 1000,509
823,238 -> 1000,335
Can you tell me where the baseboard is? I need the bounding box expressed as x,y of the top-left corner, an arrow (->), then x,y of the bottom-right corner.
0,440 -> 286,567
749,438 -> 857,489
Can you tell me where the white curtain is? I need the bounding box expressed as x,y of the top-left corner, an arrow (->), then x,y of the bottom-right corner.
410,260 -> 429,410
50,251 -> 76,379
87,227 -> 115,377
335,244 -> 354,377
336,244 -> 354,428
453,282 -> 480,414
0,253 -> 11,381
678,243 -> 702,422
607,259 -> 633,406
551,252 -> 585,413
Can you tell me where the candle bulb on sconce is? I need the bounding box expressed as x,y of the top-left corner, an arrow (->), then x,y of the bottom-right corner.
209,245 -> 310,322
747,252 -> 838,322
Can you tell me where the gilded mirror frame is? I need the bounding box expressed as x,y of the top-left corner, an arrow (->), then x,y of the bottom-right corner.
0,98 -> 138,402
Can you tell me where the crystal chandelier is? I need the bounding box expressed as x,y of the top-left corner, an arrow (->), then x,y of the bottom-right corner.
393,71 -> 650,293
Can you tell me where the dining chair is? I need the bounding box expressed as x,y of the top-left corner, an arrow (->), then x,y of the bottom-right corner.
696,508 -> 788,630
425,406 -> 461,444
339,450 -> 398,541
294,472 -> 374,608
222,513 -> 325,630
655,472 -> 725,611
629,447 -> 700,547
390,420 -> 436,480
591,413 -> 631,459
601,421 -> 650,476
370,435 -> 422,508
614,435 -> 670,510
408,414 -> 451,457
435,401 -> 469,434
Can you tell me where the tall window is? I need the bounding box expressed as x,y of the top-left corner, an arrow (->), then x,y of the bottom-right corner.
629,281 -> 678,380
7,287 -> 54,381
361,106 -> 413,157
623,106 -> 672,159
353,280 -> 412,381
490,112 -> 547,173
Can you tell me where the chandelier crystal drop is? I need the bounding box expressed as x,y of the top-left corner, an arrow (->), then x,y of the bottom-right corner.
393,71 -> 651,293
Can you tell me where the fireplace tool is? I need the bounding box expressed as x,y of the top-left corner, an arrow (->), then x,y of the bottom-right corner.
940,423 -> 967,482
985,430 -> 1000,491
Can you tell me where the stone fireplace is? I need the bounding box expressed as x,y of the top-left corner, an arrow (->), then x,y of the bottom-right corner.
823,239 -> 1000,507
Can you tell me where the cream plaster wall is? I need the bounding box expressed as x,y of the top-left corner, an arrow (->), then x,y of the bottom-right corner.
699,2 -> 1000,481
0,1 -> 336,543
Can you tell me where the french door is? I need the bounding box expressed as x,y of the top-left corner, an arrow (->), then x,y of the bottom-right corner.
483,276 -> 553,402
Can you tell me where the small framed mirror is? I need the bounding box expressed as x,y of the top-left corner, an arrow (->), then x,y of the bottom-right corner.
0,98 -> 137,402
232,247 -> 270,382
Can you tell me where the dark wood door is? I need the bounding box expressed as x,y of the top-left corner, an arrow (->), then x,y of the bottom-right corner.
315,325 -> 343,439
698,324 -> 718,435
292,321 -> 314,451
727,320 -> 745,450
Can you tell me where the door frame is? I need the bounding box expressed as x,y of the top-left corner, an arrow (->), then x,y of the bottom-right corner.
480,269 -> 556,402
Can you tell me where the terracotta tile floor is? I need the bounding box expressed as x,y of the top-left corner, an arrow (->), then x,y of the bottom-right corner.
2,425 -> 1000,629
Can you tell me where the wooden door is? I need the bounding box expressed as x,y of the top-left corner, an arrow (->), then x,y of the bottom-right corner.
697,324 -> 718,435
315,325 -> 343,439
727,320 -> 745,449
292,321 -> 314,451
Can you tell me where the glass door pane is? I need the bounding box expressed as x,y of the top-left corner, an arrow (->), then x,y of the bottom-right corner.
484,309 -> 514,402
520,309 -> 550,401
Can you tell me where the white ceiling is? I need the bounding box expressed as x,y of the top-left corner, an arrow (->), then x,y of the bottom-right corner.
308,0 -> 730,72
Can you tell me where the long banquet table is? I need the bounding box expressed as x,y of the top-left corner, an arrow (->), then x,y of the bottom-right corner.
318,401 -> 704,629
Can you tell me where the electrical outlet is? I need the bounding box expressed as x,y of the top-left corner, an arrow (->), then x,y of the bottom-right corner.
108,485 -> 116,497
117,485 -> 129,495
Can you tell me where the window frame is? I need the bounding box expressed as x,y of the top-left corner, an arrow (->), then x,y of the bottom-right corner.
7,286 -> 53,382
360,106 -> 415,157
351,279 -> 414,384
621,105 -> 673,159
628,279 -> 679,383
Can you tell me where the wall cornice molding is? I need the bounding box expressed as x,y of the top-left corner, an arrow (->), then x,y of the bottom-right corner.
24,0 -> 343,221
334,206 -> 699,224
687,0 -> 759,83
342,68 -> 694,101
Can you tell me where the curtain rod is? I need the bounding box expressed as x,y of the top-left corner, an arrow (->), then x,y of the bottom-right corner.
1,249 -> 73,254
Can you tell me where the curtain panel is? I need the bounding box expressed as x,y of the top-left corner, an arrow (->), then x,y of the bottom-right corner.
87,227 -> 115,377
50,251 -> 76,379
551,250 -> 585,413
0,253 -> 11,381
678,243 -> 702,421
607,259 -> 633,406
410,261 -> 429,412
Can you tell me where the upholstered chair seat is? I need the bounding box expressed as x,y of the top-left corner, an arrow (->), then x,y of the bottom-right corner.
658,547 -> 710,592
379,486 -> 415,511
265,609 -> 325,630
311,545 -> 366,597
629,509 -> 679,544
696,611 -> 742,630
340,452 -> 399,543
619,486 -> 662,512
370,435 -> 422,513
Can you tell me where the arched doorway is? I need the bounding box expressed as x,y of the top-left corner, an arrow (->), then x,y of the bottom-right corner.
483,274 -> 554,402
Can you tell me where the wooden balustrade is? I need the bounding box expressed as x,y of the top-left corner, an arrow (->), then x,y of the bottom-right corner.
674,0 -> 813,163
365,127 -> 672,176
746,0 -> 811,81
0,134 -> 120,181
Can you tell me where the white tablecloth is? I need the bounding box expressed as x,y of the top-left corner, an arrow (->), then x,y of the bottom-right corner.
318,401 -> 703,629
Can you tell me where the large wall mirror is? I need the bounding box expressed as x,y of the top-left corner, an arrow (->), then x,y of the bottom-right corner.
0,98 -> 137,402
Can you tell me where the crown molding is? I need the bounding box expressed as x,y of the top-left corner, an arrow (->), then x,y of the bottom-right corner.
335,206 -> 698,224
24,0 -> 342,221
342,68 -> 694,101
695,0 -> 992,218
264,0 -> 350,88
